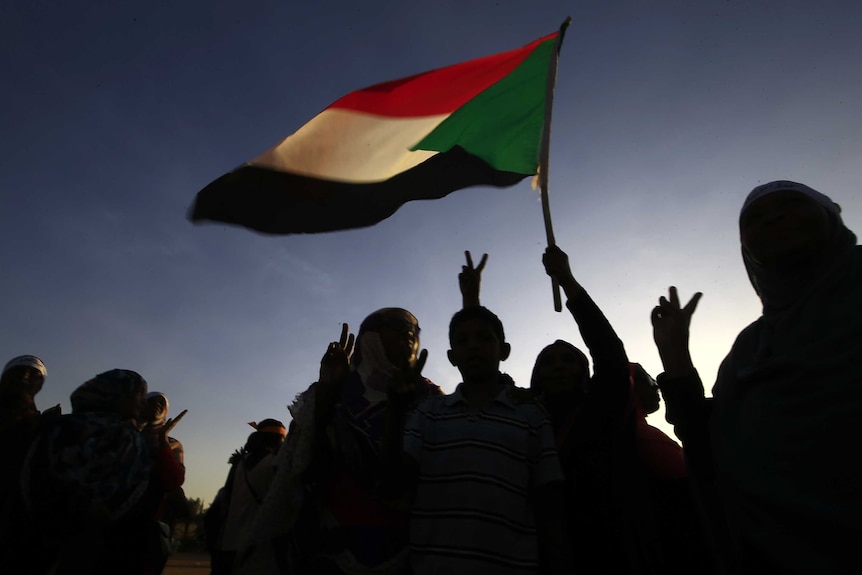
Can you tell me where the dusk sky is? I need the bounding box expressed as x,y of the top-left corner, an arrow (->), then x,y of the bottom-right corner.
3,1 -> 861,504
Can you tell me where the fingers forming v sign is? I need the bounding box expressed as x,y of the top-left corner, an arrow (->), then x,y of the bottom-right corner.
459,250 -> 488,307
651,286 -> 702,352
464,251 -> 488,275
320,323 -> 354,385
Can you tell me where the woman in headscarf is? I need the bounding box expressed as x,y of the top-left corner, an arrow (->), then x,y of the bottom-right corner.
237,309 -> 441,575
143,392 -> 186,473
18,369 -> 151,575
138,391 -> 188,574
651,180 -> 862,574
530,246 -> 664,575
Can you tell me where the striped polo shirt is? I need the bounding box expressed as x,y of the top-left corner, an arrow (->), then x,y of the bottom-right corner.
403,380 -> 564,575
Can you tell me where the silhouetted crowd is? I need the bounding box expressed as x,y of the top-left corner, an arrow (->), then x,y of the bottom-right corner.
2,180 -> 860,575
0,361 -> 187,575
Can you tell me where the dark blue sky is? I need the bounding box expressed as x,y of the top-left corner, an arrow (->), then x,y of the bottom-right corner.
3,0 -> 861,502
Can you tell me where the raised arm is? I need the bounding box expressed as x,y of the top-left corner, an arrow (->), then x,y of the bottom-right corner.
651,286 -> 701,378
542,246 -> 628,383
650,287 -> 710,443
153,411 -> 187,489
651,288 -> 733,567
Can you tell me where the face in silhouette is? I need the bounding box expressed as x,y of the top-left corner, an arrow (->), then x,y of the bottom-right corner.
144,394 -> 168,424
631,364 -> 660,415
740,190 -> 832,268
363,309 -> 421,371
0,366 -> 44,397
447,318 -> 510,382
533,342 -> 587,397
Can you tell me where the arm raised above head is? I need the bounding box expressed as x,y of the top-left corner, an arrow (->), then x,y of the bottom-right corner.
543,246 -> 627,380
542,245 -> 583,300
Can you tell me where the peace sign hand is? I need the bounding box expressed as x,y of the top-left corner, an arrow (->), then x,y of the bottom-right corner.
459,250 -> 488,308
319,323 -> 355,387
387,348 -> 428,413
651,287 -> 702,376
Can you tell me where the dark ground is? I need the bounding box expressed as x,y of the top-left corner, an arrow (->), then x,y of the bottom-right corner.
163,551 -> 210,574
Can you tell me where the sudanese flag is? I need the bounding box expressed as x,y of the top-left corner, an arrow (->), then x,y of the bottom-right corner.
189,25 -> 568,235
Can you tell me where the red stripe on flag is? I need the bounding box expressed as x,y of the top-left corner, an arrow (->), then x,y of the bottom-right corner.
329,32 -> 558,118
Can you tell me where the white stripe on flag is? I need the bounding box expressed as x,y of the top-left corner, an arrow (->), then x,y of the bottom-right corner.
251,109 -> 448,182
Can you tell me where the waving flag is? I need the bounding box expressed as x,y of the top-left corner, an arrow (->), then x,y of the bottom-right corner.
190,24 -> 568,235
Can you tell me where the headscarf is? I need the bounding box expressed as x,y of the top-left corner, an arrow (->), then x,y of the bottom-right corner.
357,307 -> 420,340
242,418 -> 287,469
528,340 -> 594,458
248,418 -> 287,436
710,182 -> 862,572
146,391 -> 170,426
71,369 -> 147,415
739,180 -> 836,216
529,339 -> 590,392
739,180 -> 852,313
341,307 -> 422,414
352,307 -> 420,390
22,370 -> 151,528
352,332 -> 397,394
237,309 -> 438,574
2,355 -> 47,379
339,307 -> 427,457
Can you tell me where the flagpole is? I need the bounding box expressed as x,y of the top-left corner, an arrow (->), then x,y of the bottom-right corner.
538,17 -> 571,312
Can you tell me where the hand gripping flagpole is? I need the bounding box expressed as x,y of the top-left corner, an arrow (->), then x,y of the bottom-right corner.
538,17 -> 571,312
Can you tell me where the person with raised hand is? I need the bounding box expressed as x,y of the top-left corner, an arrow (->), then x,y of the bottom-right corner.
651,180 -> 862,574
402,299 -> 571,575
381,252 -> 568,575
531,244 -> 665,575
139,392 -> 188,574
238,312 -> 441,575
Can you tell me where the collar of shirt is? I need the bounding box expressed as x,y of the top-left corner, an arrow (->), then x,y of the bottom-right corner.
443,375 -> 517,410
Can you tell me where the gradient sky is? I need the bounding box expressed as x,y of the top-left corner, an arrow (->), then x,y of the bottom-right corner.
3,0 -> 861,504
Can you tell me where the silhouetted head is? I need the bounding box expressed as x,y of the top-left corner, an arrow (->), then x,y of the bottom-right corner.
447,306 -> 510,382
630,363 -> 660,415
143,391 -> 169,426
530,340 -> 589,397
245,418 -> 287,454
739,181 -> 856,312
0,355 -> 47,397
355,308 -> 421,371
71,369 -> 148,420
740,181 -> 839,270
